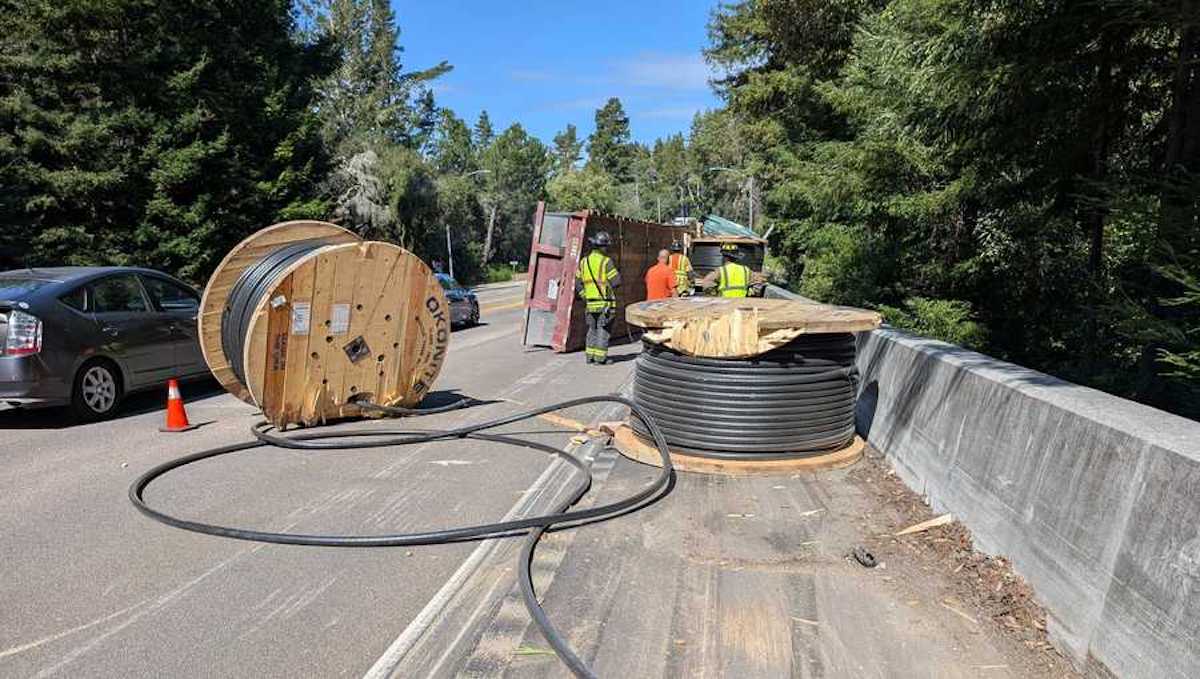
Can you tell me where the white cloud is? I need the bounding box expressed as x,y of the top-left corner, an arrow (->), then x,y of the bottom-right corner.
617,53 -> 712,91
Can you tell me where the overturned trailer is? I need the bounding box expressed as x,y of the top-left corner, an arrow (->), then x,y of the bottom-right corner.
522,203 -> 690,352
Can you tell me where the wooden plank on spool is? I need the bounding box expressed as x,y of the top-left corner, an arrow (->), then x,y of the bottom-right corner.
278,255 -> 318,425
241,241 -> 448,427
625,297 -> 882,358
198,220 -> 358,403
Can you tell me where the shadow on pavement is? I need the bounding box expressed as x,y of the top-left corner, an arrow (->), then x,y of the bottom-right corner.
0,376 -> 225,430
451,321 -> 491,333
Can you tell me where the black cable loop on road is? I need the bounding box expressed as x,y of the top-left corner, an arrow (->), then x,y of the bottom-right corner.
129,395 -> 673,679
630,335 -> 859,459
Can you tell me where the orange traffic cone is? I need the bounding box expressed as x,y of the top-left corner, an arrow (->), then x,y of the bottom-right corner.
159,378 -> 198,432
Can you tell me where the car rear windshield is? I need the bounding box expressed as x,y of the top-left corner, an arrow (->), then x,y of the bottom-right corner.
0,278 -> 53,299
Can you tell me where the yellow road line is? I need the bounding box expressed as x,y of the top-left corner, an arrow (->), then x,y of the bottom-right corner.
479,300 -> 525,313
535,412 -> 589,432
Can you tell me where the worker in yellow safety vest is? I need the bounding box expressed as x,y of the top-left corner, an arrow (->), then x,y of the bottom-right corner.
667,240 -> 693,296
574,231 -> 622,364
697,243 -> 765,297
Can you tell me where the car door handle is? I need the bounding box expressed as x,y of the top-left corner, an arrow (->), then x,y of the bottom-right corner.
101,325 -> 120,337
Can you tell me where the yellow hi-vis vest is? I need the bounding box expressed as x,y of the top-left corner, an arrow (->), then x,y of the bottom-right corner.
717,262 -> 752,298
668,253 -> 691,291
577,250 -> 617,311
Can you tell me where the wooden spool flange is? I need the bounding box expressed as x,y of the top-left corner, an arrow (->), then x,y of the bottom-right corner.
612,424 -> 864,476
199,221 -> 449,426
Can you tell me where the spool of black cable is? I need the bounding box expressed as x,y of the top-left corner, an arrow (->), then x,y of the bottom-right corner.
630,334 -> 859,459
198,220 -> 450,427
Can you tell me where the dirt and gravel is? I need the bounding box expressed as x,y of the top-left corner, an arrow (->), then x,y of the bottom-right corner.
849,447 -> 1081,678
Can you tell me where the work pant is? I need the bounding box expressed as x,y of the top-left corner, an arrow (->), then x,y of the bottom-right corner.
585,308 -> 613,361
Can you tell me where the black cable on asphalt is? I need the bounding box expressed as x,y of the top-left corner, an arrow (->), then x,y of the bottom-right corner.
630,335 -> 860,459
129,394 -> 674,679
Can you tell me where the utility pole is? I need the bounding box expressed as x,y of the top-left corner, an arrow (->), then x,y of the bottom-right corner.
747,174 -> 754,231
445,223 -> 454,280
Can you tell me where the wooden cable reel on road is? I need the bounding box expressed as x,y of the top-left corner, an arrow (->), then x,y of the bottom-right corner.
199,221 -> 449,427
615,296 -> 882,475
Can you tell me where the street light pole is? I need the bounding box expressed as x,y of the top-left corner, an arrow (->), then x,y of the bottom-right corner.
445,223 -> 454,280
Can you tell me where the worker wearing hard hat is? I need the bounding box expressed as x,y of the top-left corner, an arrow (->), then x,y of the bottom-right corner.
667,240 -> 693,296
697,243 -> 766,297
575,231 -> 621,364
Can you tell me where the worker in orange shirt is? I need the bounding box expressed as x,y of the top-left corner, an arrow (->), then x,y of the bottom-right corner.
644,249 -> 676,301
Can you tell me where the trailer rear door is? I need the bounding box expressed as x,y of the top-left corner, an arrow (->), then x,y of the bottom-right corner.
522,205 -> 583,349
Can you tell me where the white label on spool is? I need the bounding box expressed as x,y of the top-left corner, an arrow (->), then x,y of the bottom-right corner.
547,278 -> 559,300
291,302 -> 311,335
330,304 -> 351,334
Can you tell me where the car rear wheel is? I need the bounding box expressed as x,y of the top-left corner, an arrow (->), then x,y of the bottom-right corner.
71,360 -> 124,421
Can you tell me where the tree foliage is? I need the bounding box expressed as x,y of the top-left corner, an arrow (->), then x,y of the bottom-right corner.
0,0 -> 331,281
708,0 -> 1200,417
587,98 -> 635,182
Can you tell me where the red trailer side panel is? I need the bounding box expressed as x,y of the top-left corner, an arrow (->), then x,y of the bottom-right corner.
523,203 -> 687,352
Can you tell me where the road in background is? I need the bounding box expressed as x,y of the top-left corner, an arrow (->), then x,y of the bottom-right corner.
0,283 -> 637,679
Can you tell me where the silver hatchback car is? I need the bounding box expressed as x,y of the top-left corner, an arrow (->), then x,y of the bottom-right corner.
0,267 -> 209,420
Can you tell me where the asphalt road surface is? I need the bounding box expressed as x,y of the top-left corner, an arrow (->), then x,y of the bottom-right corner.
2,279 -> 1075,678
0,280 -> 634,678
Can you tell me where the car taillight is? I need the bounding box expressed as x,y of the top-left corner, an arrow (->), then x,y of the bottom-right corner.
3,310 -> 42,356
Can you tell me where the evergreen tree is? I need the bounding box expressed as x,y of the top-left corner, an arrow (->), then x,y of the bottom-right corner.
586,98 -> 634,182
474,110 -> 495,149
552,124 -> 583,176
309,0 -> 449,154
0,0 -> 331,281
429,110 -> 476,175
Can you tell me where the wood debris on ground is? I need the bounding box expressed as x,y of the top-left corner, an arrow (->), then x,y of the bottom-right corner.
849,450 -> 1080,677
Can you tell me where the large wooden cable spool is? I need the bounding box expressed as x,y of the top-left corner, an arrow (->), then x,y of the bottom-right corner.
199,221 -> 449,427
618,297 -> 882,475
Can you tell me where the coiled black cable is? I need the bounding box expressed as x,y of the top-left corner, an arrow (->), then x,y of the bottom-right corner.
129,395 -> 673,679
631,335 -> 859,458
221,240 -> 327,386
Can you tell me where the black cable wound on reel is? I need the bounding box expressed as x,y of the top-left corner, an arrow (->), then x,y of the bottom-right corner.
221,239 -> 328,389
631,333 -> 860,459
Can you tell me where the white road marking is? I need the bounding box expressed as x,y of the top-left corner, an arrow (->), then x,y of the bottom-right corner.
364,392 -> 631,679
360,448 -> 577,679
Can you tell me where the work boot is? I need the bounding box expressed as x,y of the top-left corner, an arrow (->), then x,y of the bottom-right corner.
586,355 -> 594,364
596,357 -> 611,366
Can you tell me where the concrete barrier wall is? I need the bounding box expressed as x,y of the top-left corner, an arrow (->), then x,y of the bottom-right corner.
855,329 -> 1200,678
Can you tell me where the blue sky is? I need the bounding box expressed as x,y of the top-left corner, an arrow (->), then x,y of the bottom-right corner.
393,1 -> 724,146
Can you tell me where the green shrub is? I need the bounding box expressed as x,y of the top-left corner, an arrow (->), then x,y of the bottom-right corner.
795,224 -> 882,306
485,264 -> 516,283
878,297 -> 988,350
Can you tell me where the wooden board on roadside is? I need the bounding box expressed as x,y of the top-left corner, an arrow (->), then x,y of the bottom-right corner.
625,297 -> 881,358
